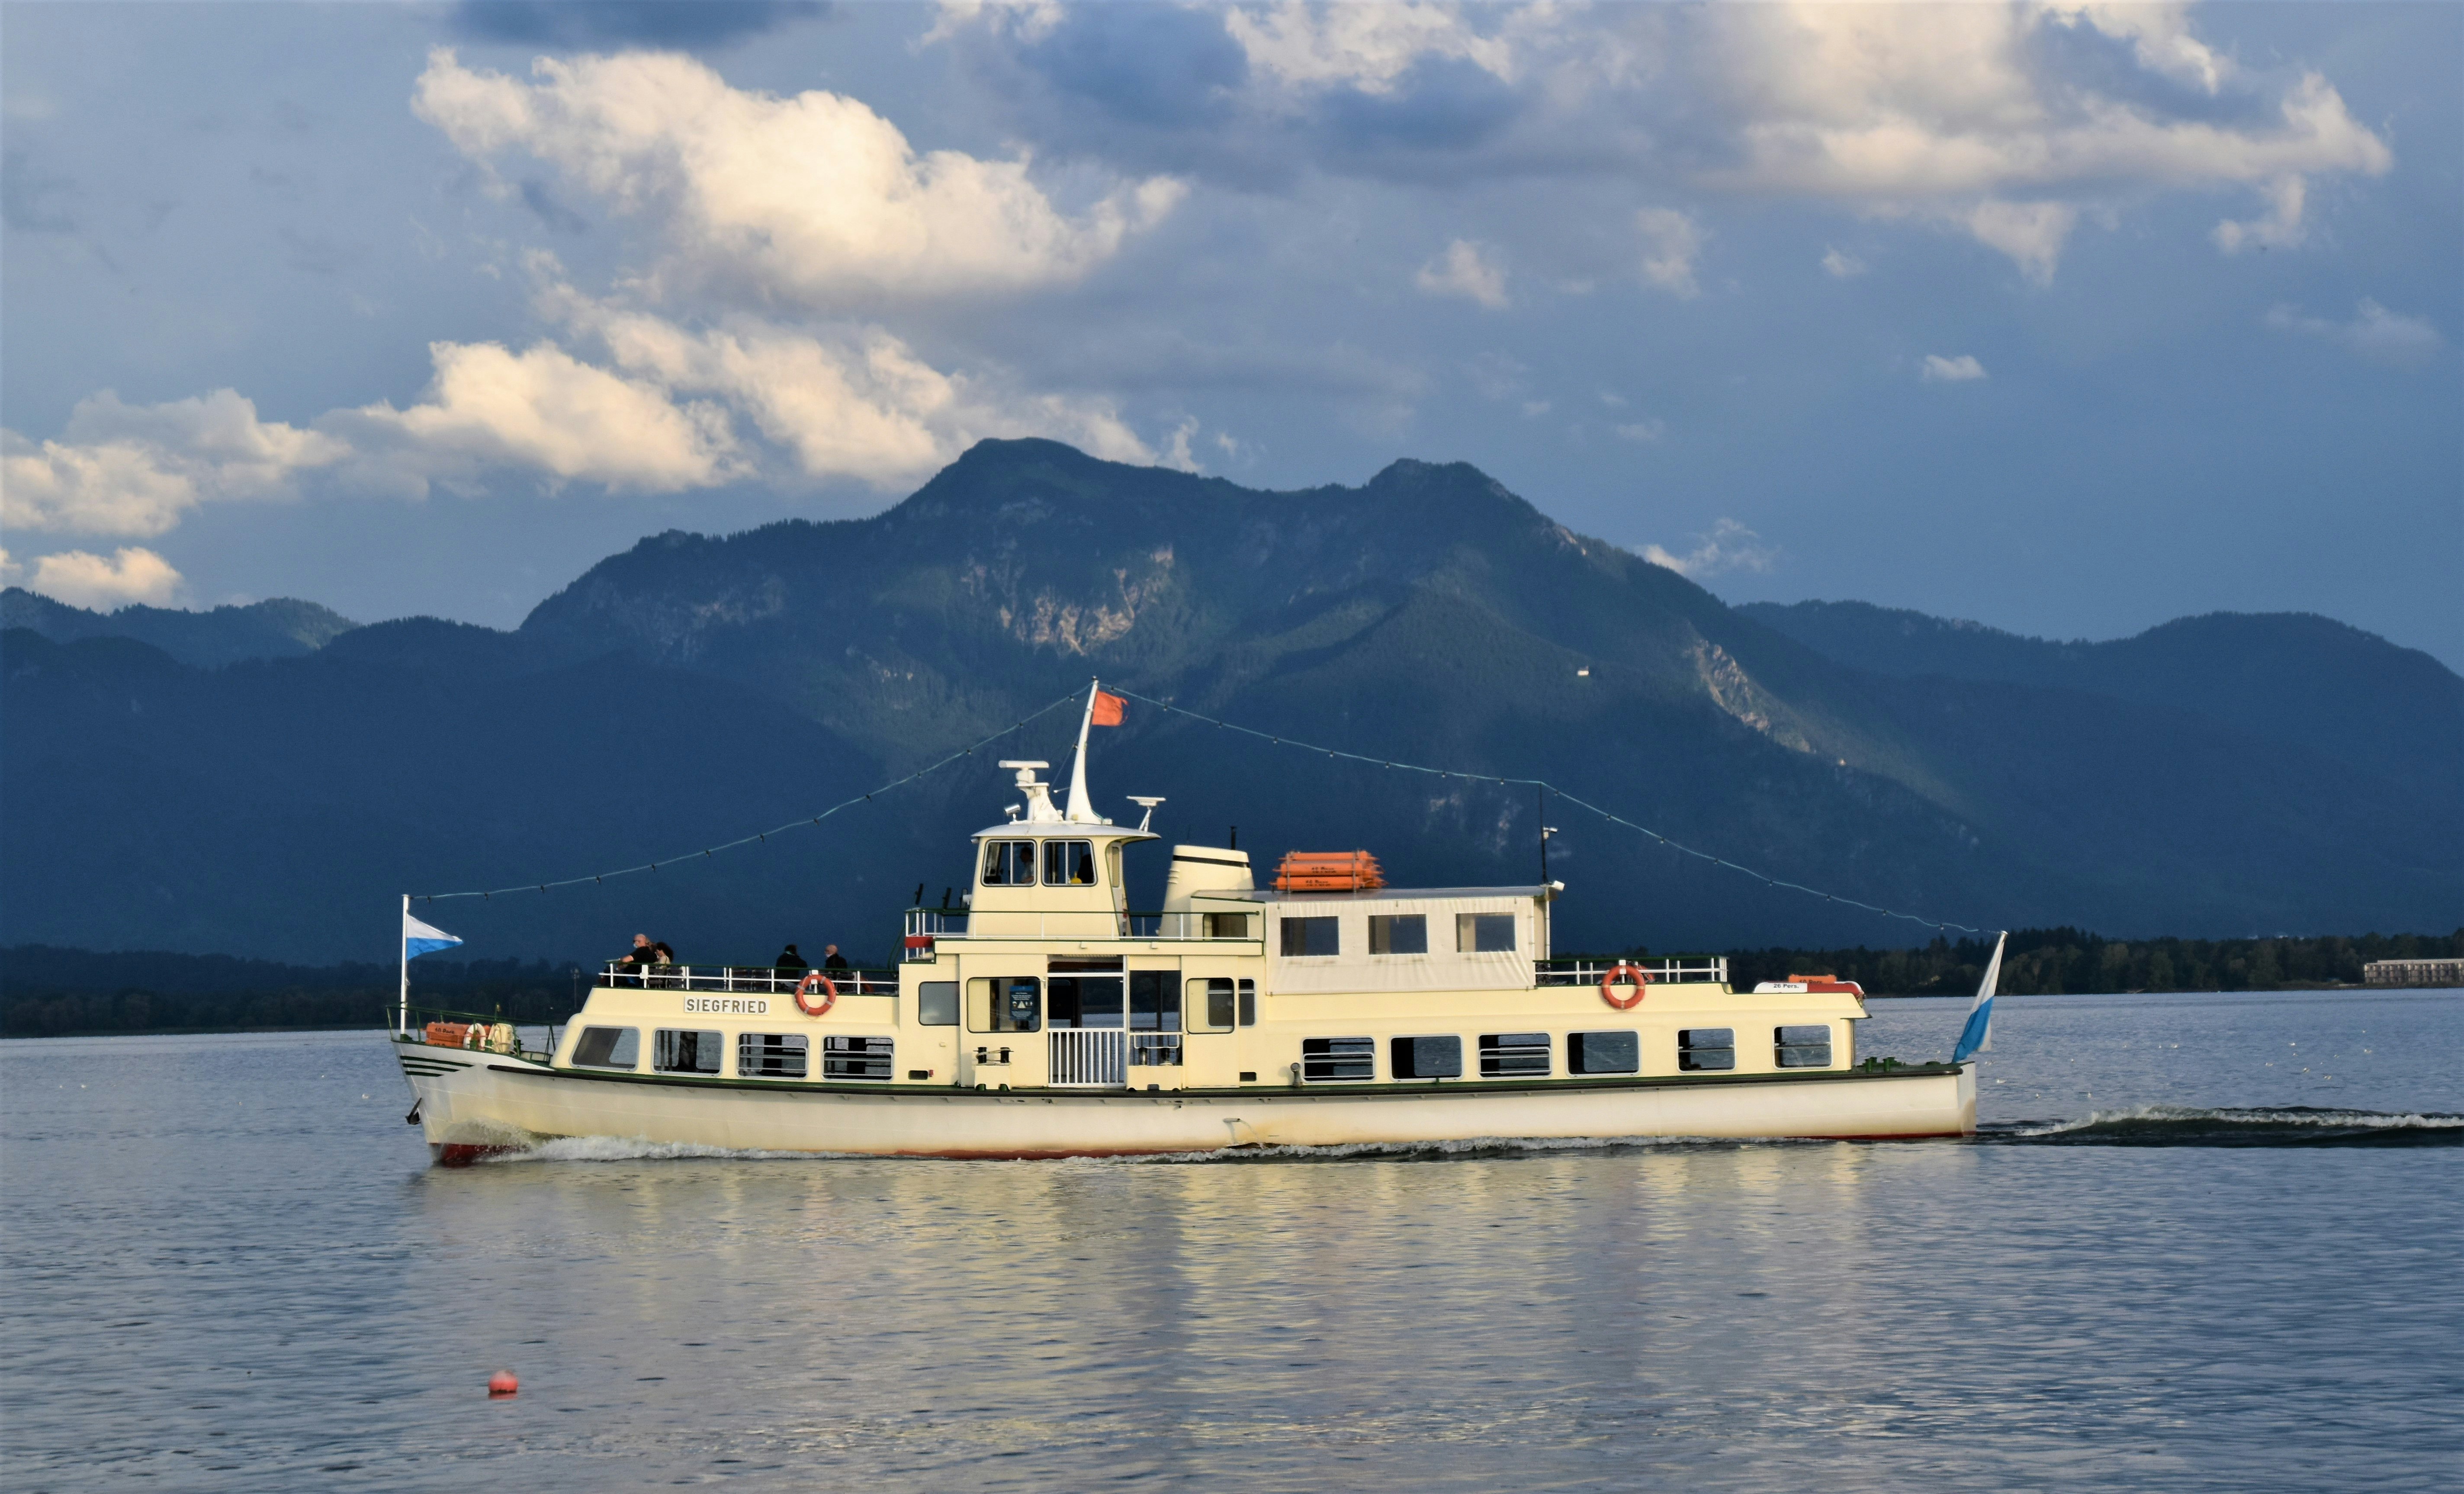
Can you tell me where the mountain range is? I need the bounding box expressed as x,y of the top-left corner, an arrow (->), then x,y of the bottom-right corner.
5,438 -> 2456,965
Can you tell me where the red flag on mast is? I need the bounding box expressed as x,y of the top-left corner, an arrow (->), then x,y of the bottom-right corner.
1091,690 -> 1126,726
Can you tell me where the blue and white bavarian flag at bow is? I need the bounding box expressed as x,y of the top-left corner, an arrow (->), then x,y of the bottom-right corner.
403,911 -> 463,960
1951,931 -> 2008,1065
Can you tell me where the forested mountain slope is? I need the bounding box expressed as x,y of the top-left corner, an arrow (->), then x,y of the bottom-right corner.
4,441 -> 2454,963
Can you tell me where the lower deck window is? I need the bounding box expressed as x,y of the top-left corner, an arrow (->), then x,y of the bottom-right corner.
1391,1034 -> 1463,1079
1776,1024 -> 1833,1068
823,1035 -> 894,1081
1301,1036 -> 1375,1082
1479,1032 -> 1550,1078
654,1028 -> 723,1074
738,1032 -> 809,1079
1678,1028 -> 1736,1072
1189,978 -> 1256,1033
571,1026 -> 639,1069
1568,1030 -> 1638,1075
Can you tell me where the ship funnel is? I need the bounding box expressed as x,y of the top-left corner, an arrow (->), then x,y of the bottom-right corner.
1163,845 -> 1252,910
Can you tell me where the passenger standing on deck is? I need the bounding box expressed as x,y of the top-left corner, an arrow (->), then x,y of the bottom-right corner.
822,944 -> 849,971
774,943 -> 807,972
650,939 -> 678,989
617,934 -> 656,987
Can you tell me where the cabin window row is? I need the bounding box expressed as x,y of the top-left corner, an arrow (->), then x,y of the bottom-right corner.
569,1027 -> 894,1080
954,975 -> 1258,1034
1301,1026 -> 1834,1082
981,839 -> 1101,887
1282,912 -> 1518,958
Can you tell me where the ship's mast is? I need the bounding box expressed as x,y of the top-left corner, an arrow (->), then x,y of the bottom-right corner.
1063,678 -> 1101,824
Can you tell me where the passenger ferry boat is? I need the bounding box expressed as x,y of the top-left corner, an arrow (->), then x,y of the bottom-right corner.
395,686 -> 1975,1160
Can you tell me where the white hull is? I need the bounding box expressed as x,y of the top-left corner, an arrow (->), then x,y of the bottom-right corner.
399,1041 -> 1976,1161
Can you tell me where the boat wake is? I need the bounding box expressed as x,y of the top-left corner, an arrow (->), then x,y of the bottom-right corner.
1979,1105 -> 2462,1148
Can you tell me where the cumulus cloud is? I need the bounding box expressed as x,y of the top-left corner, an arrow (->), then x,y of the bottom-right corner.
19,546 -> 184,609
1,390 -> 347,538
1921,354 -> 1989,382
1639,518 -> 1775,578
1222,0 -> 1519,95
1636,208 -> 1703,297
1415,238 -> 1508,308
938,2 -> 2393,285
536,275 -> 1154,487
2266,300 -> 2445,369
413,48 -> 1185,309
341,340 -> 744,495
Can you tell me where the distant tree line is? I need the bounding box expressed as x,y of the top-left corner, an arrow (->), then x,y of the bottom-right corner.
4,929 -> 2460,1037
0,948 -> 591,1039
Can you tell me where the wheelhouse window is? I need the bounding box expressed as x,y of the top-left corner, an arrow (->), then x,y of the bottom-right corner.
823,1035 -> 893,1080
653,1029 -> 723,1074
1301,1036 -> 1375,1082
1204,912 -> 1253,939
1776,1024 -> 1834,1068
1678,1028 -> 1736,1072
571,1026 -> 639,1070
1568,1030 -> 1638,1075
982,840 -> 1036,886
738,1033 -> 809,1079
1369,914 -> 1428,954
1043,840 -> 1099,886
1391,1035 -> 1463,1080
1280,916 -> 1340,956
916,982 -> 958,1027
1479,1032 -> 1550,1078
1456,913 -> 1517,953
967,976 -> 1042,1033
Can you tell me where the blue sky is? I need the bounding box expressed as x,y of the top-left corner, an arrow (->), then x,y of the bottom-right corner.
4,2 -> 2457,666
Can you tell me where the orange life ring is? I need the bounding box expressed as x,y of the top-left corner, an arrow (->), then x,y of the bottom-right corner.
794,970 -> 838,1018
1600,962 -> 1649,1009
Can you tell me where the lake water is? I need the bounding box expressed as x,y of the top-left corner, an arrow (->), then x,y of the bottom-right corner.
3,991 -> 2457,1492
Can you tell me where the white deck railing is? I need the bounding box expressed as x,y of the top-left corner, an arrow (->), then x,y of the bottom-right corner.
596,963 -> 898,995
1535,957 -> 1730,987
1049,1029 -> 1127,1087
901,908 -> 1261,960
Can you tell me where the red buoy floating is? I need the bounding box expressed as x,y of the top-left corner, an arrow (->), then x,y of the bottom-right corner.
488,1370 -> 519,1397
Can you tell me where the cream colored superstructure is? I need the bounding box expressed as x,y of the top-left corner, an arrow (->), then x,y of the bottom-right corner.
397,734 -> 1974,1159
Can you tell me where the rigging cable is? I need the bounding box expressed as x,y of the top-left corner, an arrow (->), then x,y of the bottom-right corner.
413,689 -> 1086,902
1107,686 -> 1988,937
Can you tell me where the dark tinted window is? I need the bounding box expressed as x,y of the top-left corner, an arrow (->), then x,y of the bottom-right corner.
1238,979 -> 1256,1027
1301,1036 -> 1375,1081
1678,1028 -> 1736,1072
1049,976 -> 1124,1029
1480,1032 -> 1550,1078
1568,1030 -> 1638,1075
1189,977 -> 1237,1033
1455,913 -> 1516,952
1776,1024 -> 1833,1068
823,1035 -> 893,1080
917,982 -> 958,1026
738,1033 -> 808,1079
1043,840 -> 1098,885
572,1026 -> 638,1069
1280,917 -> 1340,956
1130,971 -> 1179,1031
982,840 -> 1036,885
1369,914 -> 1427,954
653,1028 -> 722,1074
1391,1035 -> 1464,1079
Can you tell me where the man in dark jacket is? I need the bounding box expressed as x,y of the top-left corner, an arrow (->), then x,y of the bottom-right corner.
822,944 -> 849,970
775,943 -> 807,971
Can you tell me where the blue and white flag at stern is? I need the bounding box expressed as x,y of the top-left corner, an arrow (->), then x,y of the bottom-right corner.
1951,931 -> 2008,1065
404,911 -> 463,960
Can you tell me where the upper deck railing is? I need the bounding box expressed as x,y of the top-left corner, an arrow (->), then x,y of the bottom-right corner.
900,908 -> 1261,959
595,963 -> 900,995
1535,957 -> 1731,987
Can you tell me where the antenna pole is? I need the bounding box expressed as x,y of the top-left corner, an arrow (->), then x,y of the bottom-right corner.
398,894 -> 409,1037
1537,786 -> 1548,885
